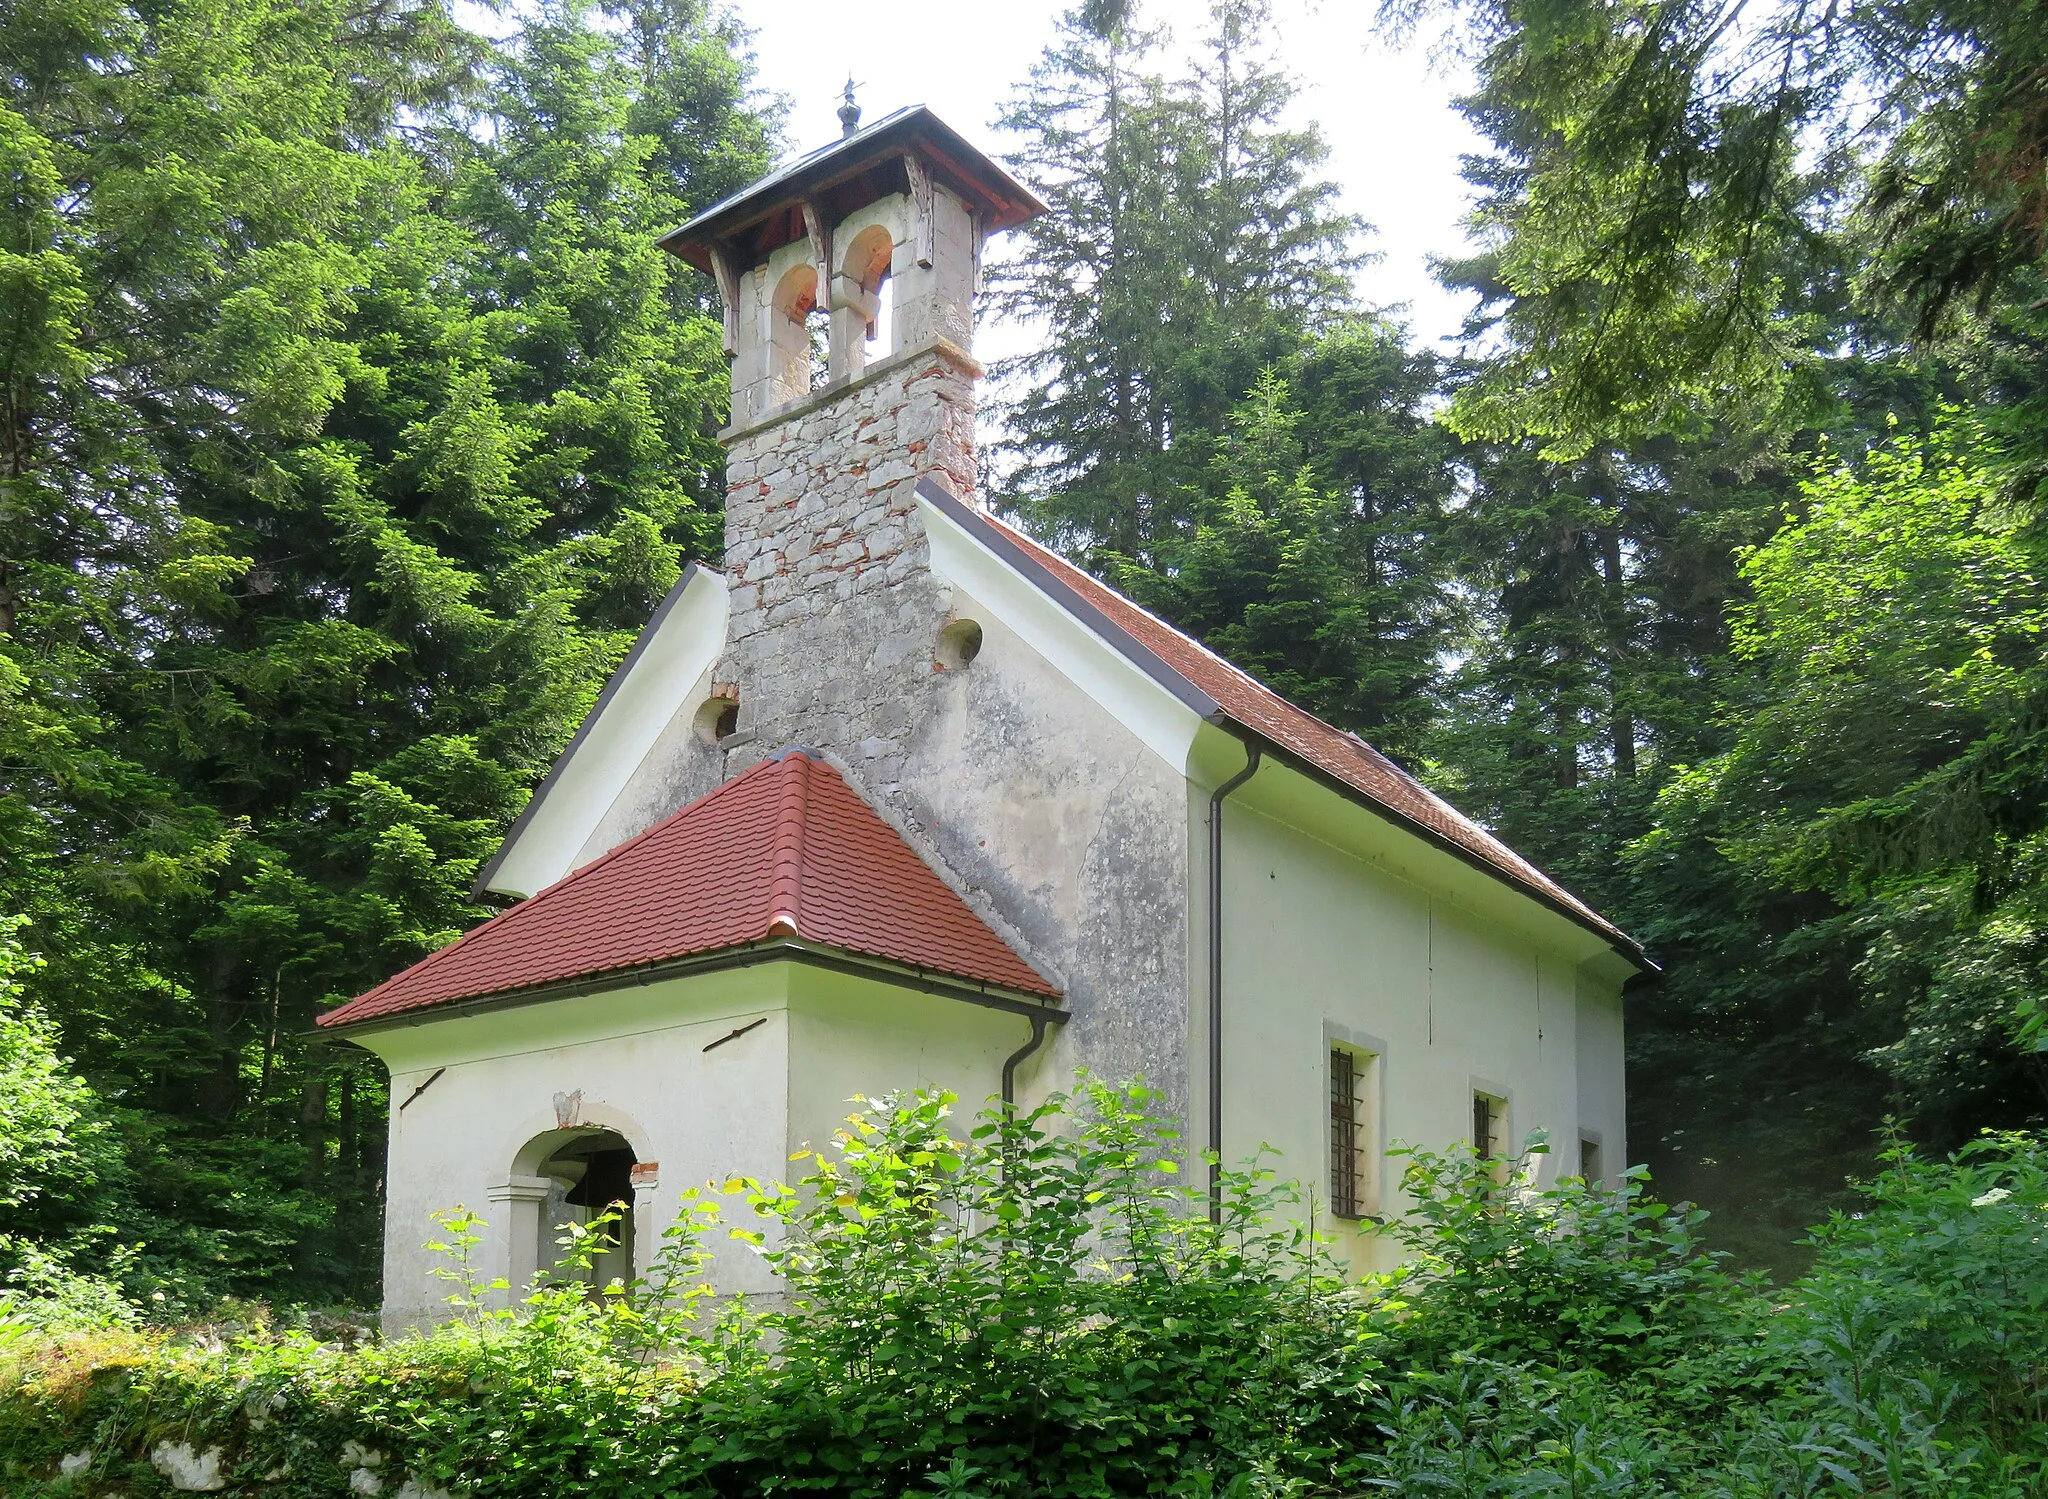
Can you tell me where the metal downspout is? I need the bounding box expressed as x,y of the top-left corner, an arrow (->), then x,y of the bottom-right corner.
1207,739 -> 1262,1221
1001,1010 -> 1049,1112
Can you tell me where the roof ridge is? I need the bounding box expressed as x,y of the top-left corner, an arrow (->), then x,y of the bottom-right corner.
765,750 -> 811,937
322,740 -> 1062,1028
989,511 -> 1533,826
957,500 -> 1637,960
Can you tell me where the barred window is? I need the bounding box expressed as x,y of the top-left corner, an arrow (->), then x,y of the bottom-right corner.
1472,1091 -> 1506,1163
1329,1047 -> 1376,1218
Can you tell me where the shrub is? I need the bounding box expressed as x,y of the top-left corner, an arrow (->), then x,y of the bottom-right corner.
1363,1130 -> 2048,1498
1368,1138 -> 1764,1386
0,1081 -> 1386,1498
5,1097 -> 2046,1499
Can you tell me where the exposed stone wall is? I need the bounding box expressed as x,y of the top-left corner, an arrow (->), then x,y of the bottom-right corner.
717,336 -> 977,789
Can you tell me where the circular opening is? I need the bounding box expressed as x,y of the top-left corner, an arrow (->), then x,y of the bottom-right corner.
694,695 -> 740,744
935,618 -> 984,672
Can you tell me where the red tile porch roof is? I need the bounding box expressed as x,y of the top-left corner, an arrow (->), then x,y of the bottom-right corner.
319,747 -> 1057,1030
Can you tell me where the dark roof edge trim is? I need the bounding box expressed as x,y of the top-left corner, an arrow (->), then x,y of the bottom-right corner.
472,562 -> 706,899
318,937 -> 1069,1039
921,481 -> 1651,975
917,480 -> 1221,719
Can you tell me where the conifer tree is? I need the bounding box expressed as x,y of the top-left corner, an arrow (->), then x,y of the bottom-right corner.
0,0 -> 771,1303
995,0 -> 1455,756
994,0 -> 1357,566
992,0 -> 1181,560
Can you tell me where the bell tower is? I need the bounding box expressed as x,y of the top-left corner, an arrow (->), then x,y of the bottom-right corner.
659,106 -> 1044,786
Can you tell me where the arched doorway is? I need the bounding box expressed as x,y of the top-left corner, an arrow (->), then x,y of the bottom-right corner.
528,1129 -> 638,1292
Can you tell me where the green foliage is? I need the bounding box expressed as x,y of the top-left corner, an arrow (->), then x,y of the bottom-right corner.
0,0 -> 771,1308
0,1085 -> 1388,1498
1372,1140 -> 1758,1383
1380,0 -> 2048,456
4,1097 -> 2046,1499
0,919 -> 104,1214
0,919 -> 137,1333
994,0 -> 1360,565
1122,355 -> 1457,754
1648,418 -> 2048,1150
1367,1130 -> 2048,1497
996,1 -> 1457,757
714,1082 -> 1380,1494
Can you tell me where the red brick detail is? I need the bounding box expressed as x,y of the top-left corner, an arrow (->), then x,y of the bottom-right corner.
319,749 -> 1056,1029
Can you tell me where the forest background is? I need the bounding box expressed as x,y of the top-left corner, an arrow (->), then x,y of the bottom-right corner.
2,0 -> 2044,1311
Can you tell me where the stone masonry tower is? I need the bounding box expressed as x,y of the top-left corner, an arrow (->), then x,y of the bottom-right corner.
660,107 -> 1045,795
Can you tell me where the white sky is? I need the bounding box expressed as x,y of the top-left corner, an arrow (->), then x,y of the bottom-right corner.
453,0 -> 1486,352
740,0 -> 1485,355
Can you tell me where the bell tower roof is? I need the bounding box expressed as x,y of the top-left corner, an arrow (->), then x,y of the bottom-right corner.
658,104 -> 1044,275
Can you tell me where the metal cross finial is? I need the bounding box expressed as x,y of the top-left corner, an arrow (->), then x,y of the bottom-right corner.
838,78 -> 862,137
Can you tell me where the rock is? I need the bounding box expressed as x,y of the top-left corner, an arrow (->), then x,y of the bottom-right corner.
395,1478 -> 460,1499
149,1442 -> 226,1491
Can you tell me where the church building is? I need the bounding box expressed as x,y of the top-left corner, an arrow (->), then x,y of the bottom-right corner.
317,103 -> 1647,1330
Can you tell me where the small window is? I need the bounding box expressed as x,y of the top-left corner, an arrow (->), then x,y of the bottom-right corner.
1472,1091 -> 1506,1163
1329,1046 -> 1378,1218
1578,1134 -> 1603,1185
693,694 -> 740,745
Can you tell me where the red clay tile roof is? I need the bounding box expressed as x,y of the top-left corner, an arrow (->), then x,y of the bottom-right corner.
319,748 -> 1058,1030
917,482 -> 1642,964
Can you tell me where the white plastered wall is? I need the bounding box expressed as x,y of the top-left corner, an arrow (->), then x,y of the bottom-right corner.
1574,972 -> 1627,1178
1201,758 -> 1628,1278
352,960 -> 1029,1330
485,566 -> 729,899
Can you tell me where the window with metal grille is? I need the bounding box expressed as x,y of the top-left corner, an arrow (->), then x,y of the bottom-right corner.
1473,1092 -> 1504,1161
1330,1047 -> 1371,1218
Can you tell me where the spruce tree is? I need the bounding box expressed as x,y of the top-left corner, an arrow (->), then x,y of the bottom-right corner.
995,0 -> 1456,756
0,0 -> 771,1303
991,0 -> 1181,560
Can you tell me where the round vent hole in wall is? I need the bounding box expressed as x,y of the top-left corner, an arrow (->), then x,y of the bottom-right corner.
694,695 -> 740,744
935,618 -> 984,671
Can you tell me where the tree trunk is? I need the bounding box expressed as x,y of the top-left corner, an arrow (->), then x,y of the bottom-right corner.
201,942 -> 246,1120
300,1064 -> 328,1190
1598,513 -> 1637,779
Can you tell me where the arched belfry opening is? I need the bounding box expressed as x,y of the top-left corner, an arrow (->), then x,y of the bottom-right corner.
661,105 -> 1045,431
836,220 -> 896,379
768,262 -> 824,403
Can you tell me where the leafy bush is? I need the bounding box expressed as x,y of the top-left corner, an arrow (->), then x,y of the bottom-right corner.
1370,1139 -> 1763,1384
3,1092 -> 2045,1499
0,1081 -> 1384,1498
1367,1129 -> 2048,1498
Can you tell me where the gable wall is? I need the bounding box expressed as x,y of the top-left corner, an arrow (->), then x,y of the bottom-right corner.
547,331 -> 1195,1119
356,960 -> 1029,1331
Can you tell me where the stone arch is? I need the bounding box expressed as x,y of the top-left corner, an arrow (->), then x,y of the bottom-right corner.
841,225 -> 894,312
768,261 -> 822,403
839,221 -> 896,366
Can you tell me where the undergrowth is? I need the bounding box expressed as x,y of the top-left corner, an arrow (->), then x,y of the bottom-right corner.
0,1082 -> 2043,1498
